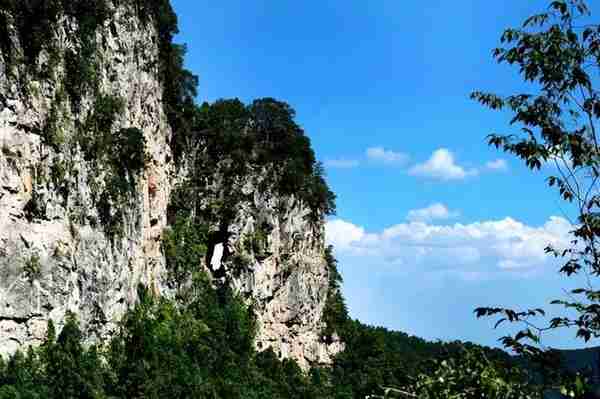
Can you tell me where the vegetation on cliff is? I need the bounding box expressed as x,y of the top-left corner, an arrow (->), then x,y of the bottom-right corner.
168,97 -> 336,233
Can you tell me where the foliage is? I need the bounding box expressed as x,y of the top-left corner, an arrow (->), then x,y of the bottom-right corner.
23,253 -> 42,282
136,0 -> 198,163
50,158 -> 70,203
78,94 -> 125,162
0,275 -> 510,399
162,214 -> 208,291
73,94 -> 147,241
171,98 -> 336,231
329,318 -> 515,399
62,0 -> 110,110
473,0 -> 597,352
43,97 -> 67,151
381,349 -> 540,399
243,224 -> 270,259
321,245 -> 349,341
0,0 -> 110,101
0,0 -> 64,67
0,279 -> 334,399
471,0 -> 600,396
23,189 -> 47,222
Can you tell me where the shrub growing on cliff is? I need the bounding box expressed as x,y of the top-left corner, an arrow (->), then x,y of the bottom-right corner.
162,215 -> 208,291
136,0 -> 198,163
23,253 -> 42,283
0,0 -> 110,101
321,245 -> 349,342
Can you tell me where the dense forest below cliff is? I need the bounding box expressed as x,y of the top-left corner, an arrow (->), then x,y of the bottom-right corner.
0,273 -> 515,399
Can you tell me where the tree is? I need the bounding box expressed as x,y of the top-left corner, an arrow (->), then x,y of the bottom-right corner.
471,0 -> 600,395
379,348 -> 539,399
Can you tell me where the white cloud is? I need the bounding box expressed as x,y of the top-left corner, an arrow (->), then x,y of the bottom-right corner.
486,159 -> 508,172
324,159 -> 360,169
366,146 -> 409,164
409,148 -> 477,180
325,219 -> 366,250
407,203 -> 459,223
326,216 -> 573,274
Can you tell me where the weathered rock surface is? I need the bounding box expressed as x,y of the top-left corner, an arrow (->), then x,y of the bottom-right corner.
203,179 -> 344,368
0,1 -> 341,368
0,3 -> 172,356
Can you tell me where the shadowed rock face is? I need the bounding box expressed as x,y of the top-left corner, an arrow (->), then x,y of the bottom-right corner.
0,1 -> 341,369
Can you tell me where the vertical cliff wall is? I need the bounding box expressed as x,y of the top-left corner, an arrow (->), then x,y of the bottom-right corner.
0,0 -> 341,369
191,167 -> 344,369
0,1 -> 172,356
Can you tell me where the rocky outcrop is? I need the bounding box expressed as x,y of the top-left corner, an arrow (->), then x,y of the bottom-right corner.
202,177 -> 343,369
0,1 -> 341,368
0,2 -> 172,356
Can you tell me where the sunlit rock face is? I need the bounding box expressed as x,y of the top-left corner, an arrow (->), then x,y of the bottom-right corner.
0,1 -> 341,368
199,176 -> 344,368
0,2 -> 172,356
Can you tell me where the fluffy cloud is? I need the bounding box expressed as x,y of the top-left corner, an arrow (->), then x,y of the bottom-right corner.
409,148 -> 477,180
324,219 -> 367,250
324,159 -> 360,169
366,146 -> 409,164
407,203 -> 459,223
485,159 -> 508,171
326,216 -> 573,274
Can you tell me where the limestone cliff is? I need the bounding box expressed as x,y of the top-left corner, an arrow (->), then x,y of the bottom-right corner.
0,0 -> 341,369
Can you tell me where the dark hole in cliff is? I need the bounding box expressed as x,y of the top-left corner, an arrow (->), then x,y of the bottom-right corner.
109,21 -> 118,37
150,218 -> 158,227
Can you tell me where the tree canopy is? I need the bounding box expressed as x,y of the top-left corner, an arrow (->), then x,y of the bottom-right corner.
468,0 -> 600,396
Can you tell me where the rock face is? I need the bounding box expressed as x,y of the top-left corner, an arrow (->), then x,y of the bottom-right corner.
0,1 -> 341,368
0,2 -> 173,357
199,175 -> 344,368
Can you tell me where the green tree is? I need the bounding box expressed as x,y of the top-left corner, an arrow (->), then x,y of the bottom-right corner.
44,312 -> 107,398
471,0 -> 600,396
383,349 -> 539,399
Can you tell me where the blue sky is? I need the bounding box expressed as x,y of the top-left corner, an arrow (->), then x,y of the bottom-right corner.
170,0 -> 600,350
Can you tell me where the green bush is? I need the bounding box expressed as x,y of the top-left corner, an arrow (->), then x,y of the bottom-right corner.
391,349 -> 538,399
78,94 -> 125,162
50,159 -> 69,203
43,101 -> 66,151
136,0 -> 198,164
162,215 -> 208,291
74,95 -> 146,241
321,246 -> 349,342
243,226 -> 270,258
23,253 -> 42,282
